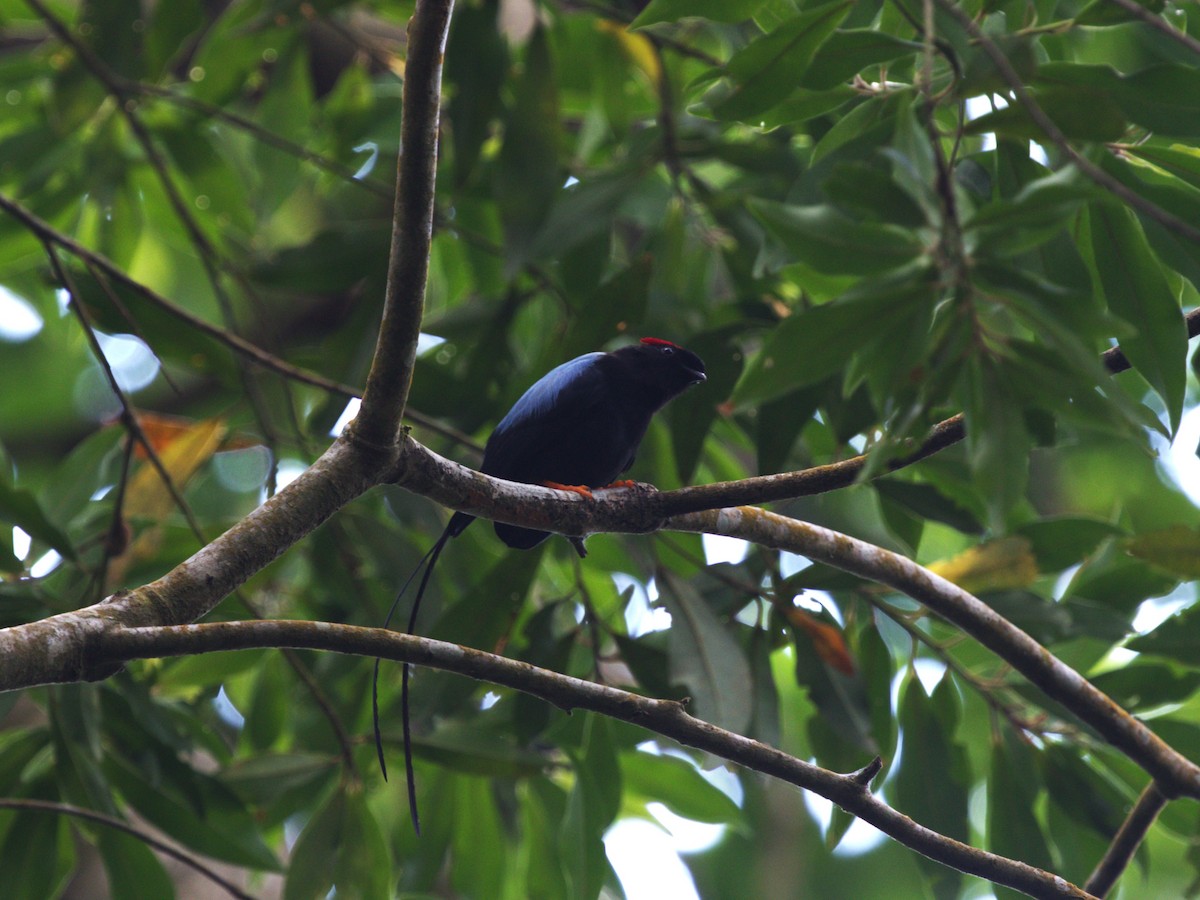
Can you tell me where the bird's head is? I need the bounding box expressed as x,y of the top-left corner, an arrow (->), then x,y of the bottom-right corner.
612,337 -> 707,394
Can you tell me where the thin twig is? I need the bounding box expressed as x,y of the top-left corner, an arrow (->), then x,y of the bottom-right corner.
0,192 -> 479,452
0,798 -> 255,900
47,245 -> 206,541
26,0 -> 287,452
1101,0 -> 1200,57
98,620 -> 1098,900
84,260 -> 184,396
933,0 -> 1200,245
92,433 -> 136,602
128,82 -> 394,201
49,245 -> 362,774
868,595 -> 1059,739
1084,782 -> 1168,897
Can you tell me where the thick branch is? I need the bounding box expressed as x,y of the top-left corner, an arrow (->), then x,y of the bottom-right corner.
98,620 -> 1096,900
353,0 -> 455,449
667,506 -> 1200,800
393,305 -> 1200,524
0,438 -> 386,690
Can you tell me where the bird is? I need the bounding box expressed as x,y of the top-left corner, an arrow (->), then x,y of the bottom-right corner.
374,337 -> 707,832
449,336 -> 708,549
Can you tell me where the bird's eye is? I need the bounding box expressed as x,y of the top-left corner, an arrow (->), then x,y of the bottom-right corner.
661,346 -> 675,356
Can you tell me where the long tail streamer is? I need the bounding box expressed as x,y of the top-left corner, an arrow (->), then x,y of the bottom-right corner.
372,524 -> 453,834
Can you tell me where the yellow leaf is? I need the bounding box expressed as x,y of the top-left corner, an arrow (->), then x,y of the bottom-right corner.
125,417 -> 228,521
927,537 -> 1038,595
1125,525 -> 1200,578
595,19 -> 661,86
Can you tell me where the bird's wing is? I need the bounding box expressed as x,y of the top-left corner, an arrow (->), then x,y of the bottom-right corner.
481,353 -> 609,480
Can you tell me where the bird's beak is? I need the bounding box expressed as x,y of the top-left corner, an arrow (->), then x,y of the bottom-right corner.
690,370 -> 707,385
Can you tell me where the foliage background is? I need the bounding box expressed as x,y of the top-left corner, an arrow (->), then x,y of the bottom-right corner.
2,0 -> 1200,897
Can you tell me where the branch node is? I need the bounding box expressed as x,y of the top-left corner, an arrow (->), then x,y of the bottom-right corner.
850,756 -> 884,787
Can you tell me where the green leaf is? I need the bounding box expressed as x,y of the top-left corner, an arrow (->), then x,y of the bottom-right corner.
749,199 -> 927,275
1091,663 -> 1200,711
446,2 -> 508,186
823,161 -> 928,227
963,357 -> 1029,530
875,478 -> 984,535
1040,746 -> 1124,842
496,27 -> 561,269
802,29 -> 922,91
1123,143 -> 1200,195
1128,604 -> 1200,665
245,651 -> 289,751
707,1 -> 853,121
632,0 -> 769,27
284,786 -> 390,900
988,731 -> 1055,885
1016,518 -> 1124,571
528,168 -> 646,262
560,717 -> 621,900
794,627 -> 877,757
0,808 -> 73,900
1088,203 -> 1187,432
968,165 -> 1097,256
1066,552 -> 1179,615
756,85 -> 857,127
0,475 -> 77,563
561,258 -> 652,361
1035,62 -> 1200,139
965,87 -> 1126,143
103,754 -> 279,871
415,722 -> 551,777
659,576 -> 753,734
451,777 -> 509,897
622,750 -> 742,824
222,754 -> 335,805
1075,0 -> 1164,26
894,677 -> 969,900
0,729 -> 49,796
97,829 -> 175,900
0,537 -> 20,574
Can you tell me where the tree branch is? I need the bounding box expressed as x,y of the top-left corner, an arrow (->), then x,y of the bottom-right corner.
0,436 -> 385,690
1084,782 -> 1168,897
667,506 -> 1200,800
933,0 -> 1200,246
96,620 -> 1098,900
25,0 -> 288,451
0,798 -> 254,900
0,191 -> 478,451
1101,0 -> 1200,57
353,0 -> 455,449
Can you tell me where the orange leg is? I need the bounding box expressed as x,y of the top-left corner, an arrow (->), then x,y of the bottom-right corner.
542,481 -> 595,499
602,479 -> 637,489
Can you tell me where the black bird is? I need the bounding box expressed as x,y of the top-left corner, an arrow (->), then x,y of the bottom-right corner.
450,336 -> 708,548
376,337 -> 706,831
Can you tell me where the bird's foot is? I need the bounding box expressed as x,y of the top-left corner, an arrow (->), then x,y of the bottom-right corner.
601,479 -> 638,489
542,481 -> 595,499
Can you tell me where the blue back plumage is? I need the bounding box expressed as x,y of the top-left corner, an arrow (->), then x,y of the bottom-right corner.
493,353 -> 605,437
447,340 -> 705,546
